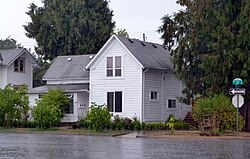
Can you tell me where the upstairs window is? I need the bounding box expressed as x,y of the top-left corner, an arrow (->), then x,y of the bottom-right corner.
106,56 -> 122,77
14,58 -> 25,73
168,99 -> 176,108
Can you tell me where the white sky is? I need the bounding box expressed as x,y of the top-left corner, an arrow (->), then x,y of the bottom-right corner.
0,0 -> 180,51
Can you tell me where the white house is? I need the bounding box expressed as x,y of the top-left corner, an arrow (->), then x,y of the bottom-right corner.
29,35 -> 191,123
0,48 -> 37,90
86,35 -> 191,122
28,55 -> 93,122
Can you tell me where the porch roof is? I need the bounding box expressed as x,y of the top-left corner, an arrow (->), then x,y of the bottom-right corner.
28,84 -> 89,94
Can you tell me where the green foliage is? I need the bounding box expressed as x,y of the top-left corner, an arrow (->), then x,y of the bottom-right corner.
86,103 -> 111,132
33,89 -> 69,129
166,116 -> 175,134
115,28 -> 129,37
24,0 -> 115,61
0,38 -> 21,49
193,94 -> 244,132
33,55 -> 51,87
0,85 -> 29,127
158,0 -> 250,104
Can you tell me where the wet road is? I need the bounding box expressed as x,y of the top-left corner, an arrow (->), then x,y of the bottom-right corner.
0,132 -> 250,159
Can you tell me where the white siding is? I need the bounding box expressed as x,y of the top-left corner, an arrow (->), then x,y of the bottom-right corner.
143,69 -> 191,122
6,54 -> 34,90
0,66 -> 7,89
89,40 -> 142,120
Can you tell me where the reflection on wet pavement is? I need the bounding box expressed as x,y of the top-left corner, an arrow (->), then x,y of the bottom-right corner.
0,133 -> 249,159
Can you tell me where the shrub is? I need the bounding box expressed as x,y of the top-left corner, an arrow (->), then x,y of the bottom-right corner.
33,89 -> 69,129
86,103 -> 111,132
166,116 -> 175,134
193,94 -> 244,132
0,85 -> 29,128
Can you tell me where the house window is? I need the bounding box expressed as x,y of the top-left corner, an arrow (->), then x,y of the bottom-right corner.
150,91 -> 158,100
14,58 -> 25,72
168,99 -> 176,108
106,56 -> 122,77
65,94 -> 74,114
107,91 -> 122,112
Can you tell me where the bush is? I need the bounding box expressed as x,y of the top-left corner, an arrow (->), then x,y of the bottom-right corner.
33,89 -> 69,129
0,85 -> 29,128
193,94 -> 244,132
86,103 -> 111,132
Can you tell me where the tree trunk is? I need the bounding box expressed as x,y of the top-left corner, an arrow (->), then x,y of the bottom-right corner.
240,80 -> 250,131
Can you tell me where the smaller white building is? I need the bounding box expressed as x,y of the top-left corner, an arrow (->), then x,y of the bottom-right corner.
0,48 -> 37,90
28,55 -> 93,122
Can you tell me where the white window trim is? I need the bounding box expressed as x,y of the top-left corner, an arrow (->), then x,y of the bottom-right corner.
105,56 -> 123,78
14,57 -> 25,73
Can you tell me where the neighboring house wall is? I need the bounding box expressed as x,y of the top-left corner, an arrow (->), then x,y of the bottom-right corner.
89,40 -> 142,120
143,69 -> 191,122
0,66 -> 7,88
7,54 -> 34,90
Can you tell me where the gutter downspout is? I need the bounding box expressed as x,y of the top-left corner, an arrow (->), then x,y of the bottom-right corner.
142,68 -> 148,122
161,71 -> 165,122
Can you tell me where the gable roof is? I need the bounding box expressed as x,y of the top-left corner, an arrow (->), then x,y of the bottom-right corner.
0,48 -> 37,66
86,35 -> 173,72
43,54 -> 94,80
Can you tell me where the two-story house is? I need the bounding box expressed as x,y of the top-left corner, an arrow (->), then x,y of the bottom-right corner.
86,35 -> 191,122
0,48 -> 37,90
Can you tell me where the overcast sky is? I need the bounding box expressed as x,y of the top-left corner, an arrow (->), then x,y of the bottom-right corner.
0,0 -> 181,51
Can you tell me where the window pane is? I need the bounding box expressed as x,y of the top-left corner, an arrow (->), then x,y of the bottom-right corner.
107,70 -> 113,77
115,69 -> 121,76
107,92 -> 114,112
168,99 -> 176,108
14,60 -> 19,71
115,91 -> 122,112
107,57 -> 113,68
20,60 -> 24,72
65,97 -> 74,114
151,91 -> 158,100
115,56 -> 121,68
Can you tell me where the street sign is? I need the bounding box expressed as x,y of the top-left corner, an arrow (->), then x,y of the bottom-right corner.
229,88 -> 246,95
232,94 -> 244,108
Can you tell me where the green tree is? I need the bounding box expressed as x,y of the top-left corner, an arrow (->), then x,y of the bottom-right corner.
115,28 -> 129,37
158,0 -> 250,103
33,55 -> 51,87
193,94 -> 244,132
0,37 -> 21,49
24,0 -> 115,61
0,85 -> 29,127
33,89 -> 69,129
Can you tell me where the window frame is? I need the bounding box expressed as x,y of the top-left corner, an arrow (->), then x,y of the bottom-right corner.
14,57 -> 25,73
168,99 -> 176,109
106,56 -> 122,77
65,94 -> 74,114
107,91 -> 123,113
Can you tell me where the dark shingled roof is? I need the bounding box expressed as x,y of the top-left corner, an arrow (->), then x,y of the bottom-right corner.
43,54 -> 94,80
0,48 -> 27,65
116,35 -> 173,71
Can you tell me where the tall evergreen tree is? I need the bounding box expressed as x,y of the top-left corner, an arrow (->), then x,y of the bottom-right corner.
158,0 -> 250,129
159,0 -> 249,100
24,0 -> 115,60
